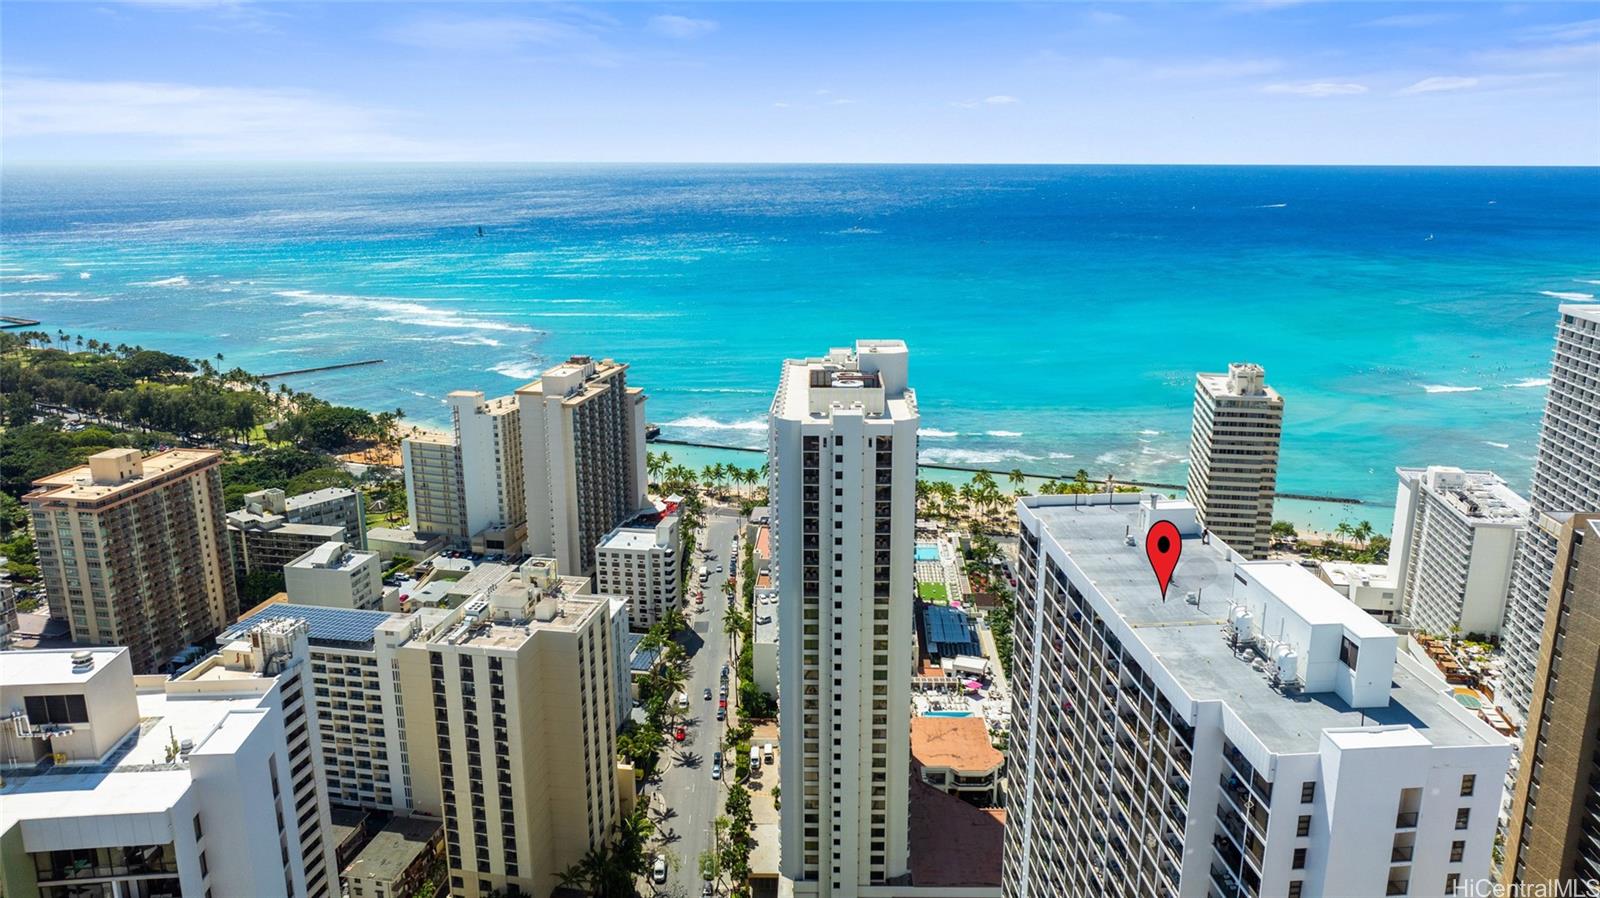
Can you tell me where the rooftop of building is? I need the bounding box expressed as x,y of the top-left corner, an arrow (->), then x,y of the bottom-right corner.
1,646 -> 125,687
907,775 -> 1004,887
26,448 -> 220,504
755,526 -> 771,561
222,603 -> 397,649
597,505 -> 677,551
515,355 -> 631,402
1318,560 -> 1395,589
289,540 -> 372,571
285,486 -> 358,507
910,715 -> 1004,773
1197,362 -> 1281,402
430,563 -> 600,650
343,815 -> 443,883
1398,466 -> 1531,524
1,678 -> 274,824
226,507 -> 346,536
773,340 -> 917,423
1024,495 -> 1504,754
1562,302 -> 1600,324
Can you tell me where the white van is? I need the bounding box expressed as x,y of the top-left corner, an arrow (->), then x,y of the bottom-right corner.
750,746 -> 761,772
762,743 -> 775,766
698,565 -> 710,584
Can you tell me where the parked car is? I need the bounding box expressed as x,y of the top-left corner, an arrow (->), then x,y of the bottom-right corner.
716,707 -> 726,722
721,665 -> 730,681
674,726 -> 686,742
652,855 -> 668,884
719,698 -> 727,709
711,761 -> 722,780
762,744 -> 775,765
713,750 -> 722,764
703,884 -> 714,898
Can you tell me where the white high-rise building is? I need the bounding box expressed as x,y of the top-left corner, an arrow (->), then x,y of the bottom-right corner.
1388,466 -> 1528,638
1002,493 -> 1513,898
517,356 -> 648,577
594,500 -> 682,631
769,340 -> 918,898
1499,304 -> 1600,720
401,390 -> 526,554
1186,363 -> 1284,560
1,626 -> 340,898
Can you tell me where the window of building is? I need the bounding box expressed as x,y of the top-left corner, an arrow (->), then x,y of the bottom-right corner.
1338,637 -> 1360,669
1296,815 -> 1311,837
1460,774 -> 1475,797
1446,873 -> 1460,893
1450,840 -> 1465,863
1287,883 -> 1303,898
1292,848 -> 1307,869
1300,782 -> 1316,804
1455,808 -> 1471,830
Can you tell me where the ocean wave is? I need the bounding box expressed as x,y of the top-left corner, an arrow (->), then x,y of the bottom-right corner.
1482,441 -> 1510,449
0,273 -> 59,283
829,227 -> 881,235
132,275 -> 191,287
1421,384 -> 1482,394
1047,452 -> 1075,460
1578,279 -> 1600,286
1502,378 -> 1549,389
986,430 -> 1023,438
79,272 -> 92,280
920,448 -> 1040,466
662,415 -> 767,432
919,428 -> 959,439
1254,203 -> 1288,208
1541,290 -> 1595,301
276,289 -> 538,334
490,360 -> 542,380
1139,429 -> 1162,436
448,336 -> 504,347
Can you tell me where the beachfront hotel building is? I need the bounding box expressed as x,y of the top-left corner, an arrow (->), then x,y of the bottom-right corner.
1500,304 -> 1600,721
1504,512 -> 1600,891
1185,363 -> 1284,560
769,340 -> 918,897
25,448 -> 239,673
1001,493 -> 1512,898
402,390 -> 527,553
402,431 -> 468,544
1388,466 -> 1529,638
594,499 -> 682,631
1,626 -> 339,898
517,356 -> 649,577
395,557 -> 620,898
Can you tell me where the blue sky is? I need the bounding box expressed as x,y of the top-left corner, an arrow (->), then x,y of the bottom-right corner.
3,2 -> 1597,164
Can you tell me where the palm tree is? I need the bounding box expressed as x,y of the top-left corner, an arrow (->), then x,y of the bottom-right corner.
1008,468 -> 1027,492
1334,521 -> 1354,545
646,451 -> 665,485
1353,520 -> 1374,548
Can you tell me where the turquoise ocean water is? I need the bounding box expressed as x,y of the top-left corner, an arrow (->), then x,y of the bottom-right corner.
3,165 -> 1597,530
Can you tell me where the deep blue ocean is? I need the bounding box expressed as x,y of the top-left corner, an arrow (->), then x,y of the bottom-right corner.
3,165 -> 1597,528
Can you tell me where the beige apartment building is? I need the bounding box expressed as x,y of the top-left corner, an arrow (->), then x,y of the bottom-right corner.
401,391 -> 526,553
1504,512 -> 1600,890
402,433 -> 468,544
517,356 -> 649,576
25,448 -> 239,672
1186,362 -> 1284,560
396,558 -> 620,898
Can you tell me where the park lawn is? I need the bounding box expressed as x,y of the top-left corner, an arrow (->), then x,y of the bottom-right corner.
917,581 -> 948,602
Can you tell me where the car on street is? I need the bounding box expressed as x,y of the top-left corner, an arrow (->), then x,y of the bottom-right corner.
674,726 -> 686,742
716,707 -> 725,722
719,684 -> 728,699
704,687 -> 713,701
703,884 -> 714,897
652,855 -> 668,884
711,761 -> 722,780
718,698 -> 727,709
721,665 -> 730,681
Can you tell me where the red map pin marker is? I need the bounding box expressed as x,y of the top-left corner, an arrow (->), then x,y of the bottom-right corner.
1146,520 -> 1182,600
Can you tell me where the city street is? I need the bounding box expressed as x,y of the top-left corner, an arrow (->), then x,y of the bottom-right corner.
653,510 -> 742,897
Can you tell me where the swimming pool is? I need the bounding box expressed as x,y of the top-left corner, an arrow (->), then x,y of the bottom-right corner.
921,710 -> 972,718
915,544 -> 941,562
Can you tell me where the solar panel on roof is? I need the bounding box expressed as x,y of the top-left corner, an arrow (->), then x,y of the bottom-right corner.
223,603 -> 390,646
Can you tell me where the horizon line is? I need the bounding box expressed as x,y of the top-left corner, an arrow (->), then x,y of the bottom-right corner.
3,160 -> 1598,169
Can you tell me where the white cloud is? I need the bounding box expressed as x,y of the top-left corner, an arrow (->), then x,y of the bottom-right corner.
1478,41 -> 1600,69
1,77 -> 476,160
649,14 -> 717,39
984,95 -> 1020,105
1083,10 -> 1128,26
1361,12 -> 1457,28
1398,76 -> 1481,95
1515,18 -> 1600,42
773,101 -> 790,108
1263,81 -> 1369,97
380,15 -> 603,55
1149,58 -> 1284,80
